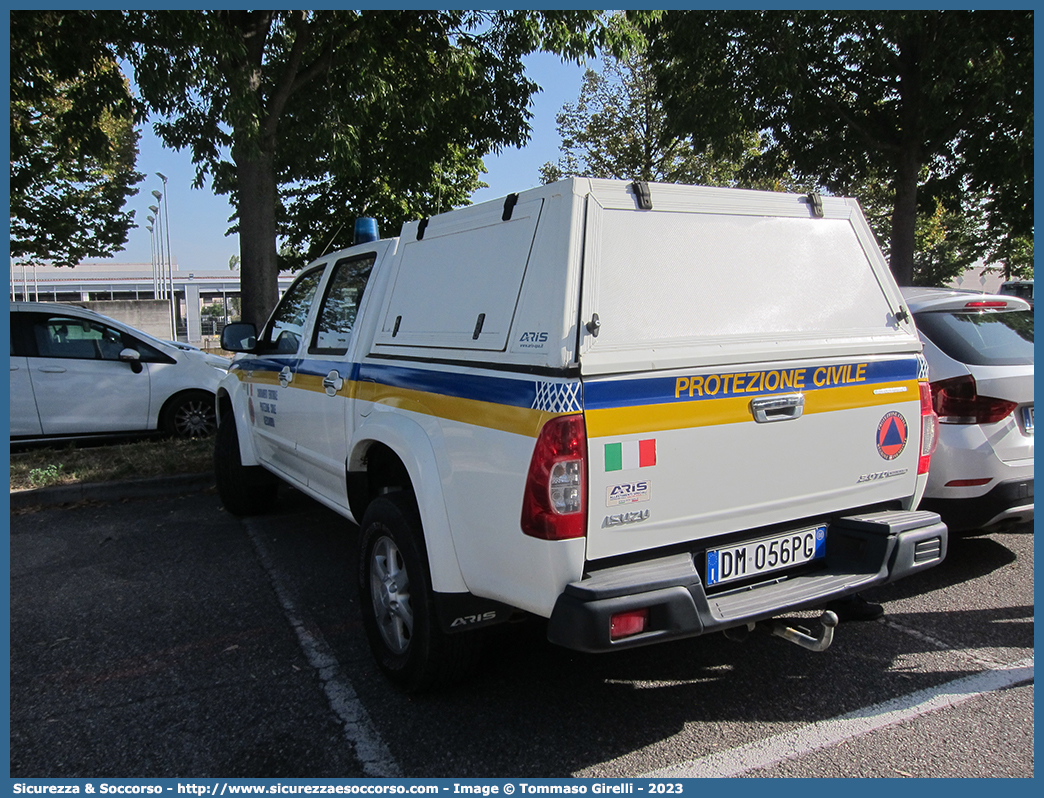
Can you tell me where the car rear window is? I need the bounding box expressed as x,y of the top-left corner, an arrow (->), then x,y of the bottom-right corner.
915,310 -> 1034,366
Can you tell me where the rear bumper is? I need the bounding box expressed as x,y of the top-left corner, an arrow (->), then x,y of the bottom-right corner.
920,477 -> 1034,532
547,509 -> 947,652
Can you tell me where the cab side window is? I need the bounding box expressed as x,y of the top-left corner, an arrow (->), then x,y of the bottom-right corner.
311,254 -> 376,354
259,267 -> 324,353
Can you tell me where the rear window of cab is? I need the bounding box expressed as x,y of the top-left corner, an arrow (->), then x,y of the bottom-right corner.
914,309 -> 1034,366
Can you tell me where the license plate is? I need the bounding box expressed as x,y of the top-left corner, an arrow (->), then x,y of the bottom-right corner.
706,525 -> 827,587
1023,405 -> 1034,434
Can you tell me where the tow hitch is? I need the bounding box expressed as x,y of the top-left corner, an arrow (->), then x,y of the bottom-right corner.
761,610 -> 839,652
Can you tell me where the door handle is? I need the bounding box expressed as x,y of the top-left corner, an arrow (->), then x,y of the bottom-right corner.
38,366 -> 67,374
279,366 -> 293,388
750,393 -> 805,423
322,370 -> 344,397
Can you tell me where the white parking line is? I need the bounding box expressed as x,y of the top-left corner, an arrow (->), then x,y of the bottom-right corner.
640,658 -> 1034,779
244,520 -> 401,778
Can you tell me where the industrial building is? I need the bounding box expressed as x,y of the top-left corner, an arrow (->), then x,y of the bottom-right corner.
9,260 -> 295,347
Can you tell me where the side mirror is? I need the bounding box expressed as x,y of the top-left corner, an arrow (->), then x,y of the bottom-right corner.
221,322 -> 258,353
119,348 -> 143,374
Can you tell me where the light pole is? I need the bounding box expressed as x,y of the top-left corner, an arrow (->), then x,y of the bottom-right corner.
156,172 -> 177,341
150,192 -> 165,302
145,223 -> 155,294
146,213 -> 159,298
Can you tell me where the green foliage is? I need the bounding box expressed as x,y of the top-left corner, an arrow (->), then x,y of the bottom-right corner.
27,464 -> 66,488
646,10 -> 1033,286
10,12 -> 143,266
113,10 -> 628,322
911,201 -> 988,287
540,53 -> 776,188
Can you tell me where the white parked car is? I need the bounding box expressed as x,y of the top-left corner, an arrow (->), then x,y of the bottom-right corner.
998,279 -> 1033,308
10,301 -> 230,442
902,287 -> 1034,532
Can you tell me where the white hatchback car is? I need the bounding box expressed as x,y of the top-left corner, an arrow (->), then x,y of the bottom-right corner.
902,287 -> 1034,532
10,302 -> 230,442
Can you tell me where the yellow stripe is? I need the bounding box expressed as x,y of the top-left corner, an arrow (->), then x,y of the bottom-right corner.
586,380 -> 919,438
232,368 -> 917,440
232,370 -> 557,437
805,380 -> 919,414
232,367 -> 282,387
360,382 -> 558,438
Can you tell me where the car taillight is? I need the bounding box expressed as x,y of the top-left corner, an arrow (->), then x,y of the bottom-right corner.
930,375 -> 1018,425
521,414 -> 587,540
918,382 -> 938,476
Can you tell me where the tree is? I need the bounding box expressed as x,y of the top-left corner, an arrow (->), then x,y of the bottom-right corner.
118,10 -> 628,326
539,53 -> 774,188
10,12 -> 142,266
646,10 -> 1033,285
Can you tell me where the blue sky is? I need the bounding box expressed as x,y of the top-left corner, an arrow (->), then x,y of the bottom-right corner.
107,51 -> 589,271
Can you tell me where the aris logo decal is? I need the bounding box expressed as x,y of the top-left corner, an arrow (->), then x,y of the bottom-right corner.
606,480 -> 651,507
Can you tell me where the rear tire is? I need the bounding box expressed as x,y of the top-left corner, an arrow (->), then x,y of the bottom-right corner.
358,493 -> 481,692
214,413 -> 278,516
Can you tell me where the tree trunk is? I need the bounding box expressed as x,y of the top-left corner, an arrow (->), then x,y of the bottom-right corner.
235,138 -> 280,328
888,149 -> 920,287
889,26 -> 924,288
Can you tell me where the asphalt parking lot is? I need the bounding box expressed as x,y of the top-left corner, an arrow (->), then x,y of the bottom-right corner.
9,482 -> 1034,779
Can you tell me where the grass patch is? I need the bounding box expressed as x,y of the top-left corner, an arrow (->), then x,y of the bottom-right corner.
10,437 -> 214,492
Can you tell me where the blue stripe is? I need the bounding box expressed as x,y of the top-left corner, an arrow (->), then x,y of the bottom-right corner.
356,362 -> 540,409
241,357 -> 546,410
584,358 -> 919,411
234,355 -> 296,373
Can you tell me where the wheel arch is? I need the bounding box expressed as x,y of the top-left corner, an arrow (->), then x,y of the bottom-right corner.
157,387 -> 217,437
349,415 -> 468,594
215,384 -> 263,466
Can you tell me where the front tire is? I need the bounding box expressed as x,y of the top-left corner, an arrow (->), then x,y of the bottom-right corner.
358,493 -> 480,692
214,413 -> 279,516
163,390 -> 217,438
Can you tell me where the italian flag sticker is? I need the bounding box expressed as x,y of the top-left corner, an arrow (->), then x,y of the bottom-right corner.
604,439 -> 657,472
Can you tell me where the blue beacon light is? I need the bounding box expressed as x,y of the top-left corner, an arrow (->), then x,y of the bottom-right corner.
354,217 -> 379,244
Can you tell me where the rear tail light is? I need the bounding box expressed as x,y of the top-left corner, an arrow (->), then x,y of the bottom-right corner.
610,608 -> 649,640
930,375 -> 1018,425
918,382 -> 938,476
521,414 -> 587,540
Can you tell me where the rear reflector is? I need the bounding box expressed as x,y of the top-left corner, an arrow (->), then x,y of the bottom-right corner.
610,608 -> 649,640
945,478 -> 993,488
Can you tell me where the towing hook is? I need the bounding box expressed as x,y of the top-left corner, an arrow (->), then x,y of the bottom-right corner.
761,610 -> 839,652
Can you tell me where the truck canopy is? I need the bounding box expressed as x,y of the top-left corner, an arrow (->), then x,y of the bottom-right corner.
578,180 -> 917,375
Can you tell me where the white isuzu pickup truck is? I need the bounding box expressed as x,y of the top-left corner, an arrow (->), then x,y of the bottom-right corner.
216,178 -> 947,691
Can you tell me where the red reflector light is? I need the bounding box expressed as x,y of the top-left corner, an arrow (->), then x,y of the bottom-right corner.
930,375 -> 1018,425
521,414 -> 587,540
610,608 -> 649,640
945,478 -> 994,488
964,300 -> 1008,309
